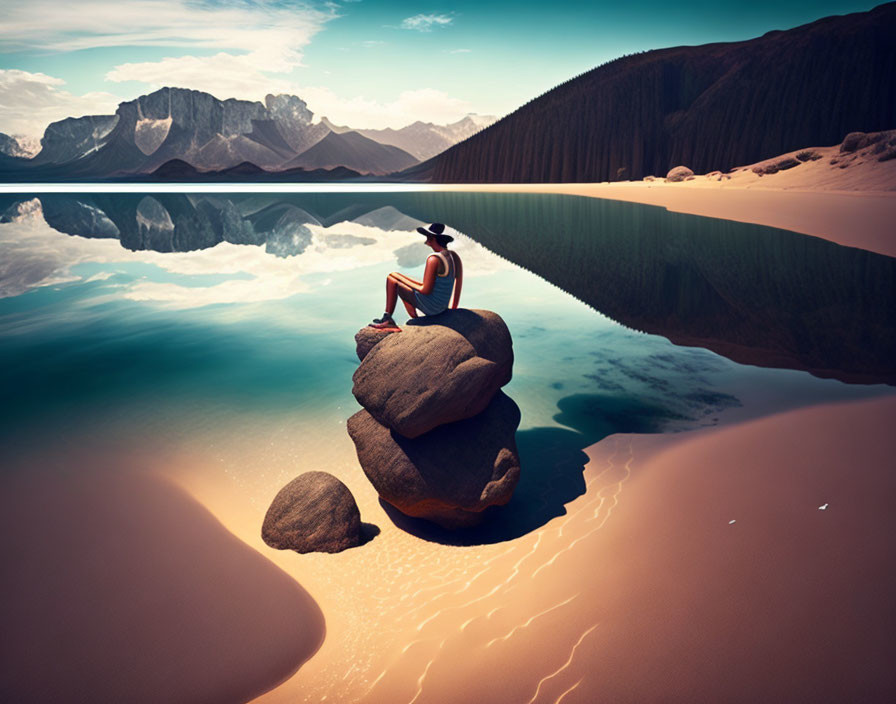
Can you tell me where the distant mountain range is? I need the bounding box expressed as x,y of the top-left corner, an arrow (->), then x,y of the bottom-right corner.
416,1 -> 896,182
0,88 -> 495,181
283,130 -> 417,174
1,3 -> 892,183
321,114 -> 496,161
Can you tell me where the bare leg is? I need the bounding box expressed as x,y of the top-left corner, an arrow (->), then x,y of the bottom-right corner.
386,273 -> 419,319
396,281 -> 419,318
390,272 -> 422,288
401,297 -> 418,318
385,275 -> 399,315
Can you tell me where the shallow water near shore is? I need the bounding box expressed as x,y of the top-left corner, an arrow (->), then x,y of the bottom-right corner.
1,191 -> 893,702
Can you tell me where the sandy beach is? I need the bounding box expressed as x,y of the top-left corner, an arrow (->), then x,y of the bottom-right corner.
151,390 -> 895,704
0,449 -> 325,704
433,141 -> 896,258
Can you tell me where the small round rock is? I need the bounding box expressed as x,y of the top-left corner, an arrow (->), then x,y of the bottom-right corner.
262,471 -> 362,553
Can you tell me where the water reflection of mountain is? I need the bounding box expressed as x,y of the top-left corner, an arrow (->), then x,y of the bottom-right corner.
7,194 -> 420,259
6,192 -> 893,385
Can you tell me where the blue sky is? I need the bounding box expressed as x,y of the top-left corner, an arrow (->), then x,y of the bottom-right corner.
0,0 -> 883,139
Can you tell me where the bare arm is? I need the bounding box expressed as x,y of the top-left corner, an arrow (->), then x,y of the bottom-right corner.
450,252 -> 463,309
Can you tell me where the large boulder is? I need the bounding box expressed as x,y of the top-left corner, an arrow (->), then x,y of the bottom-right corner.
262,472 -> 362,553
665,165 -> 694,182
347,391 -> 521,528
840,132 -> 870,153
352,309 -> 513,438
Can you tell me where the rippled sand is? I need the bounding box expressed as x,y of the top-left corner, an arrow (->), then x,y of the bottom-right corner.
158,394 -> 895,703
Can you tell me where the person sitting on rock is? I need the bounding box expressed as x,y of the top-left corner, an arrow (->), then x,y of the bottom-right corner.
370,223 -> 463,329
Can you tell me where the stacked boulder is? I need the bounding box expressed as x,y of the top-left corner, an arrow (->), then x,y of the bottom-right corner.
347,309 -> 521,529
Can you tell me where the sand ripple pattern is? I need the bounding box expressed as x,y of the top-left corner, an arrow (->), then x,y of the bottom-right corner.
258,435 -> 634,704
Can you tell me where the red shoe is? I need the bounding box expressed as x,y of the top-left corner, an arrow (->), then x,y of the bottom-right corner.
369,315 -> 398,329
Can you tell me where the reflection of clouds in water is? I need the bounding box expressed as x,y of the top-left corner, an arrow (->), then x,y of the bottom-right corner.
0,207 -> 516,308
393,242 -> 430,268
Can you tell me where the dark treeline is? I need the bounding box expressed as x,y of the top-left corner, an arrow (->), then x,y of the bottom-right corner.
420,3 -> 896,182
394,191 -> 896,385
9,191 -> 894,385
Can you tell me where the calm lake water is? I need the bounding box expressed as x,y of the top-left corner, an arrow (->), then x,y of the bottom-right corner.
1,190 -> 893,473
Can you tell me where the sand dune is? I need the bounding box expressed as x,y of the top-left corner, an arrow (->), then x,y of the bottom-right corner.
0,457 -> 325,704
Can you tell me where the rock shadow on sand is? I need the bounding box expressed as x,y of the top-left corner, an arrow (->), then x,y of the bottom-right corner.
381,392 -> 690,546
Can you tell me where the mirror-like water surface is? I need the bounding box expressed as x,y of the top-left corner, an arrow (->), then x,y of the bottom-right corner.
2,190 -> 892,529
2,191 -> 892,446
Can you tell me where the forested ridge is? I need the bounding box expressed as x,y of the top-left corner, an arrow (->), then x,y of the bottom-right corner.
419,3 -> 896,182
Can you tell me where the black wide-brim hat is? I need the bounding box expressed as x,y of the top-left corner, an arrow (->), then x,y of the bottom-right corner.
416,222 -> 453,243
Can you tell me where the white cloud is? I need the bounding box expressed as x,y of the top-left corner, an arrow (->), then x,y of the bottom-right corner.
448,48 -> 471,54
0,1 -> 335,54
0,70 -> 122,142
0,2 -> 484,137
299,86 -> 474,129
2,1 -> 337,105
105,53 -> 298,102
400,14 -> 454,32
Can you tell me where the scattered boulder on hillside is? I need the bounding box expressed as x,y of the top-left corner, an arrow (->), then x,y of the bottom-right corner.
796,150 -> 821,162
665,166 -> 694,182
347,392 -> 522,528
352,309 -> 514,438
775,157 -> 801,170
262,471 -> 362,553
841,132 -> 871,153
752,156 -> 803,175
870,130 -> 896,161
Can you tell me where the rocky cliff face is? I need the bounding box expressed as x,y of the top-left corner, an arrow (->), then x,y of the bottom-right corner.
423,3 -> 896,182
110,88 -> 295,171
32,115 -> 120,165
0,133 -> 24,158
14,87 -> 417,177
264,93 -> 329,154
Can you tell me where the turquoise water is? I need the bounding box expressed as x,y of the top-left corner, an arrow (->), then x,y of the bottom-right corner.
1,192 -> 892,468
